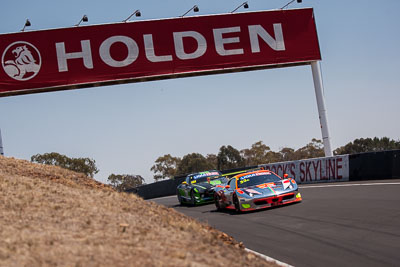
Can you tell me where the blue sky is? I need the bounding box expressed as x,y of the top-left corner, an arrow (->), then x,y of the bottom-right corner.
1,0 -> 399,184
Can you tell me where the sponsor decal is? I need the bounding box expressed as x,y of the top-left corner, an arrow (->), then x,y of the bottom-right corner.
240,171 -> 270,181
256,182 -> 275,189
267,185 -> 276,195
2,41 -> 41,81
240,178 -> 250,184
245,188 -> 261,195
0,8 -> 320,96
260,155 -> 350,184
193,172 -> 220,179
282,179 -> 291,190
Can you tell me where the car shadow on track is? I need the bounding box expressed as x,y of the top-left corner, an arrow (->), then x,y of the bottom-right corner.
173,201 -> 302,215
208,202 -> 302,215
173,202 -> 214,208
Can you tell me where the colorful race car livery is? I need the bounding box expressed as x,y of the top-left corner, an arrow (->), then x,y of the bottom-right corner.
176,170 -> 227,205
214,170 -> 302,212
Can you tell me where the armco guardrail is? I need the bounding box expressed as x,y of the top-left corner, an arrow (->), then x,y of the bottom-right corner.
128,150 -> 400,199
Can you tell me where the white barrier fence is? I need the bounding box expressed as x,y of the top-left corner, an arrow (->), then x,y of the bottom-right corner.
259,155 -> 349,184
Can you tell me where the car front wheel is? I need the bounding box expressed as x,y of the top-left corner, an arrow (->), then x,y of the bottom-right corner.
190,190 -> 196,206
214,193 -> 222,211
177,190 -> 183,205
233,194 -> 241,213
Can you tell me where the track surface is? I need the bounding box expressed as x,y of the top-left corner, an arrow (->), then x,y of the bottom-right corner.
153,179 -> 400,267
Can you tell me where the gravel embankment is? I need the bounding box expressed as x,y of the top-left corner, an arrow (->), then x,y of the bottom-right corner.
0,156 -> 276,267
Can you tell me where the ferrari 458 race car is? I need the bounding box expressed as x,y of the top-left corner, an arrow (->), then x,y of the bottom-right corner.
176,170 -> 228,205
214,170 -> 302,212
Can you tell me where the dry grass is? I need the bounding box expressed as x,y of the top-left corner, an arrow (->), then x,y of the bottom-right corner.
0,156 -> 276,267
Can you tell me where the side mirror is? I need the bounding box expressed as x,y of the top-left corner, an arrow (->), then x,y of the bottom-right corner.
283,174 -> 289,178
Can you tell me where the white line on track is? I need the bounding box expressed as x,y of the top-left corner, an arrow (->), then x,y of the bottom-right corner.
150,195 -> 176,201
245,248 -> 293,267
299,182 -> 400,189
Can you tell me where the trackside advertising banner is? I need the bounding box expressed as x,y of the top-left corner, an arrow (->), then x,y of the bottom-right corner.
259,155 -> 350,184
0,8 -> 321,96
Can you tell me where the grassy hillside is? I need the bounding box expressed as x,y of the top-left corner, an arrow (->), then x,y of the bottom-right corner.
0,156 -> 275,266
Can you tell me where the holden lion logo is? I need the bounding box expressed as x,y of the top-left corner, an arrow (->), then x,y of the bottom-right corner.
2,41 -> 41,81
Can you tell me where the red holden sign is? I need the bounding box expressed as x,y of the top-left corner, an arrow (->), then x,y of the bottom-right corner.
0,8 -> 321,97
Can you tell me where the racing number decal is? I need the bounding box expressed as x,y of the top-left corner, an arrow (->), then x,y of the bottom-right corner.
239,178 -> 249,184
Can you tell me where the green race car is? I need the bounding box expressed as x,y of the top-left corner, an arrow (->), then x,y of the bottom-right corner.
176,170 -> 228,205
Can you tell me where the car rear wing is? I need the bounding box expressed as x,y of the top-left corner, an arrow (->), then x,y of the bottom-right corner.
221,167 -> 264,179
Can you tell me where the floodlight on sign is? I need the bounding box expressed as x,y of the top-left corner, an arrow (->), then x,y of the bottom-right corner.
75,15 -> 88,26
181,5 -> 199,17
123,10 -> 141,22
231,2 -> 249,13
281,0 -> 302,9
21,19 -> 31,32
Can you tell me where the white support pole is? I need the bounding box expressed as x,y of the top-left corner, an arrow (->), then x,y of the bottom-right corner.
311,61 -> 333,157
0,128 -> 3,156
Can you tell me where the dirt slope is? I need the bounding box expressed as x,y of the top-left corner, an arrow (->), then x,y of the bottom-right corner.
0,156 -> 276,267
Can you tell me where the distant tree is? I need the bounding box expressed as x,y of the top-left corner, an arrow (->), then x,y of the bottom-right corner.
31,152 -> 99,177
294,138 -> 325,159
150,154 -> 181,181
206,154 -> 218,169
266,151 -> 284,163
334,137 -> 400,155
217,145 -> 245,170
176,153 -> 215,175
107,174 -> 145,191
279,147 -> 296,162
241,141 -> 271,165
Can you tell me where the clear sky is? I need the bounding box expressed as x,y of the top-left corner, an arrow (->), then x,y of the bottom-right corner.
1,0 -> 399,184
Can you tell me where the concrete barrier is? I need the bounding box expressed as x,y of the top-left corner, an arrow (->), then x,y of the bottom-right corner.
128,150 -> 400,199
126,176 -> 185,200
259,155 -> 349,184
349,150 -> 400,181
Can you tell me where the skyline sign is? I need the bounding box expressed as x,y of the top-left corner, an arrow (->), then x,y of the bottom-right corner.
0,8 -> 321,97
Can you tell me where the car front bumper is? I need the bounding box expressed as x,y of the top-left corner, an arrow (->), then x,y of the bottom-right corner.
235,191 -> 302,211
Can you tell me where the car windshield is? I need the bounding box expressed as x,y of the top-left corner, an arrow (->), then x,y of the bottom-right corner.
189,171 -> 222,184
209,176 -> 228,185
237,172 -> 281,188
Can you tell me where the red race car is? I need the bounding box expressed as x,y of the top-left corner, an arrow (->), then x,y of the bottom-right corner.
214,170 -> 302,212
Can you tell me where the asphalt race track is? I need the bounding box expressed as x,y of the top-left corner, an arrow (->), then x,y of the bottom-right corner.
152,179 -> 400,267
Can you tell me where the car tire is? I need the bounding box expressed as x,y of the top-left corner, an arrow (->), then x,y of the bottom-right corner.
233,194 -> 241,213
214,193 -> 222,211
190,190 -> 196,206
177,190 -> 183,205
